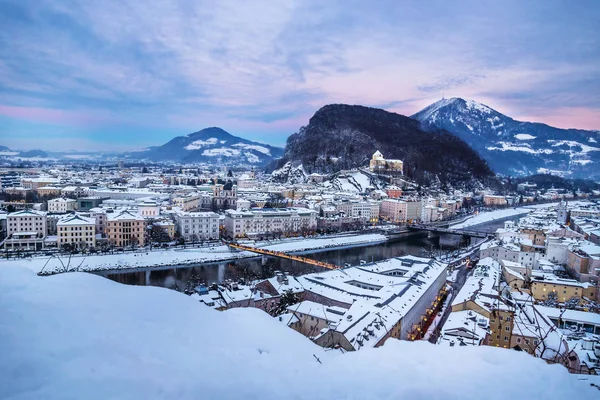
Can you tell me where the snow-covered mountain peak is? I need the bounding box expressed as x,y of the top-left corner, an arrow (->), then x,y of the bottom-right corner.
411,97 -> 496,124
412,98 -> 600,179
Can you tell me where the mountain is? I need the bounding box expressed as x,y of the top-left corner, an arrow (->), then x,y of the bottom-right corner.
412,98 -> 600,179
0,146 -> 48,159
127,127 -> 284,165
273,104 -> 496,188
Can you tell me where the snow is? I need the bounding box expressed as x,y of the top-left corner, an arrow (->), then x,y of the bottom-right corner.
450,208 -> 530,229
184,137 -> 219,150
323,170 -> 376,193
232,143 -> 271,155
4,234 -> 388,274
572,159 -> 593,166
589,137 -> 597,144
201,148 -> 241,157
0,151 -> 20,156
465,99 -> 492,114
486,142 -> 553,154
244,152 -> 260,163
0,266 -> 595,400
514,133 -> 536,140
547,140 -> 600,153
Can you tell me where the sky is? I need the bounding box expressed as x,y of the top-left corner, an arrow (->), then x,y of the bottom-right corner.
1,0 -> 599,152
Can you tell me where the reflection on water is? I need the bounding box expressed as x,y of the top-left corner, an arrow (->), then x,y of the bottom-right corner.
99,215 -> 519,292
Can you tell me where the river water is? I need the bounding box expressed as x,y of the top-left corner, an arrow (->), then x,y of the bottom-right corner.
99,215 -> 520,292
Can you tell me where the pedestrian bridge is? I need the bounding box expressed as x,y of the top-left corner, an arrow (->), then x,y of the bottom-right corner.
406,224 -> 493,239
226,242 -> 342,270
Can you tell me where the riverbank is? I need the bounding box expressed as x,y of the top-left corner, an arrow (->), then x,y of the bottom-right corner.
5,233 -> 388,275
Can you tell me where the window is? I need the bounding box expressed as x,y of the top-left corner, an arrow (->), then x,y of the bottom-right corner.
517,338 -> 521,344
505,326 -> 510,332
504,336 -> 509,341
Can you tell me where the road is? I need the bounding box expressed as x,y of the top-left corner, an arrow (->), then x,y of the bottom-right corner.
427,256 -> 475,343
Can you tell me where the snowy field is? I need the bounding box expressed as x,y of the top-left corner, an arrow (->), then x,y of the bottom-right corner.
450,207 -> 530,229
0,267 -> 596,400
3,234 -> 387,275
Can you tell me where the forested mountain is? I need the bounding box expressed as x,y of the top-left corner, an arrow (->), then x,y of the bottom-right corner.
272,104 -> 496,188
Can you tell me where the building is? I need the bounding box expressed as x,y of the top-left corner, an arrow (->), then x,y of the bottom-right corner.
57,214 -> 96,249
174,211 -> 220,241
4,209 -> 48,250
77,197 -> 106,211
213,183 -> 237,209
369,151 -> 403,175
172,193 -> 202,212
47,198 -> 77,213
483,195 -> 508,207
380,199 -> 422,222
106,209 -> 145,247
138,202 -> 161,217
385,185 -> 402,199
21,177 -> 60,190
529,272 -> 595,303
335,201 -> 379,223
224,208 -> 317,238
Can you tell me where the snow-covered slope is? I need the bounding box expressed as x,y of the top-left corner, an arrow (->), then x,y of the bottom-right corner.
322,170 -> 380,193
270,161 -> 308,184
412,98 -> 600,179
1,267 -> 596,400
127,127 -> 284,166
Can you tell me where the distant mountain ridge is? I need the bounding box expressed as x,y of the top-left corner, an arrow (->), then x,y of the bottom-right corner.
273,104 -> 496,188
412,97 -> 600,179
126,127 -> 284,165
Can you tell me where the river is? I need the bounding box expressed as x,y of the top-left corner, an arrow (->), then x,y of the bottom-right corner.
99,214 -> 521,292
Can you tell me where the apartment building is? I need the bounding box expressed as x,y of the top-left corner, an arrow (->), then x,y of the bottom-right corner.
172,193 -> 202,211
483,195 -> 507,207
48,198 -> 78,213
173,211 -> 220,241
224,208 -> 317,238
106,209 -> 145,247
380,199 -> 422,222
530,272 -> 596,302
335,201 -> 380,223
57,214 -> 96,249
4,209 -> 48,250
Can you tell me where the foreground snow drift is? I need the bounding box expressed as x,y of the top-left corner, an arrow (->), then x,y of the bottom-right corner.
0,267 -> 596,400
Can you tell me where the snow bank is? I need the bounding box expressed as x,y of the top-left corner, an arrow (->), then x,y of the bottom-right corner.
0,267 -> 595,400
3,234 -> 387,274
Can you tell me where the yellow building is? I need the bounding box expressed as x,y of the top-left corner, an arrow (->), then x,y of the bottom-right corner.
57,213 -> 96,249
529,272 -> 595,302
369,151 -> 403,175
106,209 -> 145,247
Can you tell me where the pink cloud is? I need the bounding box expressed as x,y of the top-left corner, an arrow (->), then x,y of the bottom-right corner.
513,107 -> 600,131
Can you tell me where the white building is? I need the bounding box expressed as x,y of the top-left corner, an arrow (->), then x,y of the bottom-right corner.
57,214 -> 96,249
48,198 -> 78,213
4,209 -> 48,250
174,211 -> 220,241
335,201 -> 380,222
224,207 -> 317,238
138,202 -> 161,217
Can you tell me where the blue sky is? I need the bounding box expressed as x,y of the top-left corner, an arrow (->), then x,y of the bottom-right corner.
1,0 -> 599,151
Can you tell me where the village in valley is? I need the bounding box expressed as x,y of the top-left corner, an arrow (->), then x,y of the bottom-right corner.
2,149 -> 600,377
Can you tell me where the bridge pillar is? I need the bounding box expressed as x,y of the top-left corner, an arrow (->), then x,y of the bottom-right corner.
262,255 -> 268,265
